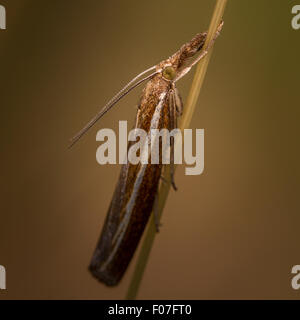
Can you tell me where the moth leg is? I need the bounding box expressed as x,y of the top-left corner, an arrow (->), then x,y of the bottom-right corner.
174,87 -> 183,117
159,175 -> 168,184
153,192 -> 161,232
159,90 -> 178,190
169,89 -> 178,191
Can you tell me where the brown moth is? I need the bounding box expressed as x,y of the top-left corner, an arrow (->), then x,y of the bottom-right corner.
70,21 -> 223,286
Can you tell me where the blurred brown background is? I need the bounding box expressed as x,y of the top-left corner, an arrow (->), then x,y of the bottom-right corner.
0,0 -> 299,299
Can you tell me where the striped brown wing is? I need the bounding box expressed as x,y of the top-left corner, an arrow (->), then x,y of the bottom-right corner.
89,76 -> 172,285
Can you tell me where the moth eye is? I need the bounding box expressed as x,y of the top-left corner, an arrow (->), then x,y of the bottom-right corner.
162,66 -> 176,80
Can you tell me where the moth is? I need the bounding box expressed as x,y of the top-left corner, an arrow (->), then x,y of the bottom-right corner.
70,21 -> 223,286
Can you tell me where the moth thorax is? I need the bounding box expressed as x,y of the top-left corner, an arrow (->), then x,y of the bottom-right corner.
162,66 -> 176,81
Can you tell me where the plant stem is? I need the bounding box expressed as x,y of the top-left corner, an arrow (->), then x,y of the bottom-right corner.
126,0 -> 227,300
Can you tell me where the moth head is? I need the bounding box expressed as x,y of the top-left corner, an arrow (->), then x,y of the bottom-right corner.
173,32 -> 207,70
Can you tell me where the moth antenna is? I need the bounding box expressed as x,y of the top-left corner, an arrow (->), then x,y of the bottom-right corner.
69,66 -> 158,148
